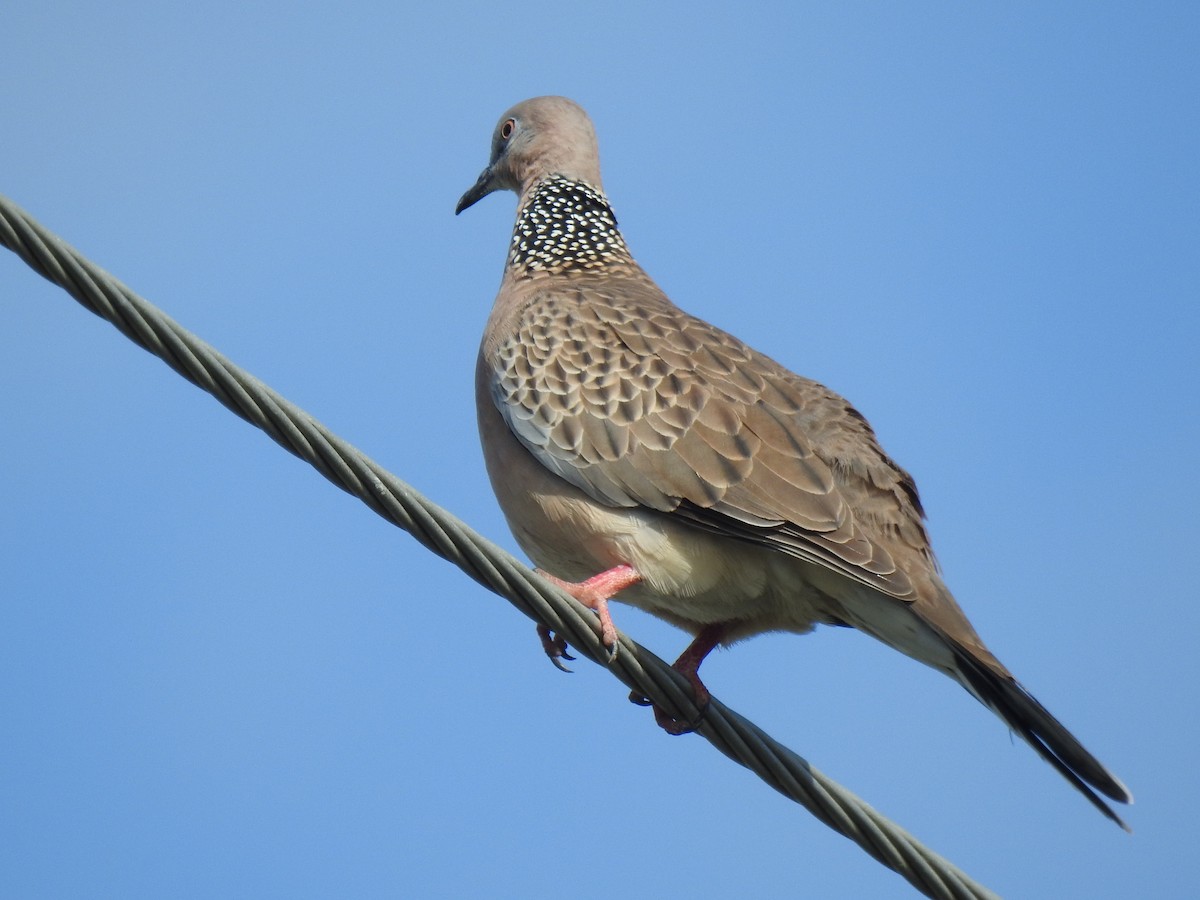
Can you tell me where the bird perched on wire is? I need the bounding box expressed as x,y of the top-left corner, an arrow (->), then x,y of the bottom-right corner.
455,95 -> 1131,828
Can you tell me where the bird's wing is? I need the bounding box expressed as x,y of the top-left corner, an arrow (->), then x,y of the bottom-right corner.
487,277 -> 931,602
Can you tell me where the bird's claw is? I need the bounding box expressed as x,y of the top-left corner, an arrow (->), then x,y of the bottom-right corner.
602,634 -> 619,664
536,621 -> 618,670
537,624 -> 575,673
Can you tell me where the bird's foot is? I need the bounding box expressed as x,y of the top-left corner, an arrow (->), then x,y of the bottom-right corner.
535,564 -> 642,665
629,671 -> 712,735
629,623 -> 728,735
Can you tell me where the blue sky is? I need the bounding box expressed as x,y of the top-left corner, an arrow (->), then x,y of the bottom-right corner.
2,4 -> 1196,897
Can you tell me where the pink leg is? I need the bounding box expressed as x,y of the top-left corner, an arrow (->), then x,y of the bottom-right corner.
536,564 -> 642,664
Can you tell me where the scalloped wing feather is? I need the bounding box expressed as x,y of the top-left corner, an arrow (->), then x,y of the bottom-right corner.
487,277 -> 931,601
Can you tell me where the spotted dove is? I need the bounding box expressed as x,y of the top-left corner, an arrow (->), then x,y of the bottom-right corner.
455,95 -> 1131,827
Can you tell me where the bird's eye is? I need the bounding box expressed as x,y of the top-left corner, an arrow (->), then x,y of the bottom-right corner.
500,118 -> 515,140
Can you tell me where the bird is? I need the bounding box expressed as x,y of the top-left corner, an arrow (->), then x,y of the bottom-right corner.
455,95 -> 1132,828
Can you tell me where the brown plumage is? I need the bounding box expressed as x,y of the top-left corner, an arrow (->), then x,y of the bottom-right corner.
456,95 -> 1131,827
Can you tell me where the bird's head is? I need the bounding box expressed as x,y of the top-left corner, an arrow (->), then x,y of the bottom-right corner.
456,96 -> 604,214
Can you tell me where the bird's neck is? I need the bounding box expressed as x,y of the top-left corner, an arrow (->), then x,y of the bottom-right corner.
507,175 -> 633,275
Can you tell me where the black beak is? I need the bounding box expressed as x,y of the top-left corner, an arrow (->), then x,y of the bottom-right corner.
455,166 -> 497,215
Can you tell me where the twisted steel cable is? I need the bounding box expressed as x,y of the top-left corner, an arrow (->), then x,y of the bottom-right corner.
0,193 -> 999,900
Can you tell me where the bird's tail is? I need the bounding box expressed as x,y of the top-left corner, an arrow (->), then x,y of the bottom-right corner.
951,644 -> 1133,830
